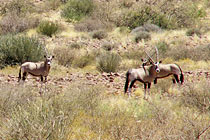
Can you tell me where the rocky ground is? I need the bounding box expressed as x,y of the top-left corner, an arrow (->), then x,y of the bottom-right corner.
0,70 -> 209,96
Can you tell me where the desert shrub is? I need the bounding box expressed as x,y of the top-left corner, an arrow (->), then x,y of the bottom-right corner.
131,23 -> 161,35
134,31 -> 151,43
121,48 -> 144,60
143,23 -> 162,32
61,0 -> 94,22
101,42 -> 117,51
73,53 -> 95,68
92,30 -> 107,40
0,0 -> 34,15
186,28 -> 202,37
0,85 -> 73,140
69,42 -> 83,49
118,6 -> 172,30
74,18 -> 105,32
38,21 -> 59,37
156,41 -> 169,56
180,79 -> 210,113
0,35 -> 45,69
116,1 -> 205,29
53,46 -> 76,67
97,52 -> 121,73
166,44 -> 210,61
0,12 -> 39,34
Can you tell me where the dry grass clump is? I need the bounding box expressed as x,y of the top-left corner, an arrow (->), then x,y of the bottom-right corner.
166,44 -> 210,61
97,52 -> 121,73
0,12 -> 39,34
53,46 -> 77,67
134,31 -> 151,43
186,28 -> 202,37
180,78 -> 210,113
92,30 -> 108,40
74,18 -> 105,32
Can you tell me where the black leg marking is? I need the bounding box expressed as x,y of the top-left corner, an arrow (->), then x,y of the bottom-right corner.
154,78 -> 157,84
44,76 -> 47,83
22,72 -> 27,81
172,79 -> 176,84
148,83 -> 151,89
174,74 -> 179,83
144,83 -> 147,89
41,76 -> 43,82
129,79 -> 137,89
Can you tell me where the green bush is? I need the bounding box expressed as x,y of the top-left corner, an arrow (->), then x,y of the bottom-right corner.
61,0 -> 94,22
92,30 -> 107,40
0,35 -> 46,68
134,31 -> 151,43
38,21 -> 59,37
118,7 -> 172,30
116,1 -> 206,29
97,52 -> 121,73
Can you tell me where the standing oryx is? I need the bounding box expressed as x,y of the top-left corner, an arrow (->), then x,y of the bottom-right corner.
124,50 -> 161,99
124,46 -> 184,99
18,55 -> 54,94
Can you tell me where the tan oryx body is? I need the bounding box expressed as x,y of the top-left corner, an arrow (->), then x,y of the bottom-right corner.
154,63 -> 184,84
124,61 -> 161,99
18,55 -> 54,94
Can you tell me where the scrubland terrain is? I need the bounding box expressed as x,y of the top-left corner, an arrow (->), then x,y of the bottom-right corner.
0,0 -> 209,139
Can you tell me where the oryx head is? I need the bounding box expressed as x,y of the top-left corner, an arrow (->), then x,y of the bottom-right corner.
44,55 -> 54,66
144,46 -> 161,73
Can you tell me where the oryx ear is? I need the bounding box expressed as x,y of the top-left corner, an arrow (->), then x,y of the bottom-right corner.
159,61 -> 162,63
44,55 -> 46,58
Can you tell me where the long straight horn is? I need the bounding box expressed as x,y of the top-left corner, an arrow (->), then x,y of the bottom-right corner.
144,49 -> 154,63
155,46 -> 159,62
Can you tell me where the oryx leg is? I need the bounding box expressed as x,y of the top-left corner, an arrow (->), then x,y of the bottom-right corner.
128,79 -> 136,97
144,83 -> 147,99
40,76 -> 44,95
44,76 -> 47,92
173,74 -> 179,83
22,72 -> 27,81
148,83 -> 151,95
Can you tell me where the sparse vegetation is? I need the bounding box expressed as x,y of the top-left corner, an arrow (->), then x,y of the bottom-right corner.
0,12 -> 39,34
0,35 -> 45,69
186,28 -> 202,37
97,52 -> 121,73
53,46 -> 76,67
0,0 -> 210,139
61,0 -> 94,22
38,21 -> 59,37
92,30 -> 107,40
134,31 -> 151,43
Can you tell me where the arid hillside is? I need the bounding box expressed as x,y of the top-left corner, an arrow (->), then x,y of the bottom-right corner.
0,0 -> 209,139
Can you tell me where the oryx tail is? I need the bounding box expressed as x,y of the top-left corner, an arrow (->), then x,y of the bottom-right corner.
124,71 -> 130,93
175,64 -> 184,84
18,68 -> 22,82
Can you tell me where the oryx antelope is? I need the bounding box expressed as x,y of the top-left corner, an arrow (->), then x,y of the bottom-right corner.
18,55 -> 54,94
124,46 -> 184,99
124,50 -> 162,99
142,47 -> 184,85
